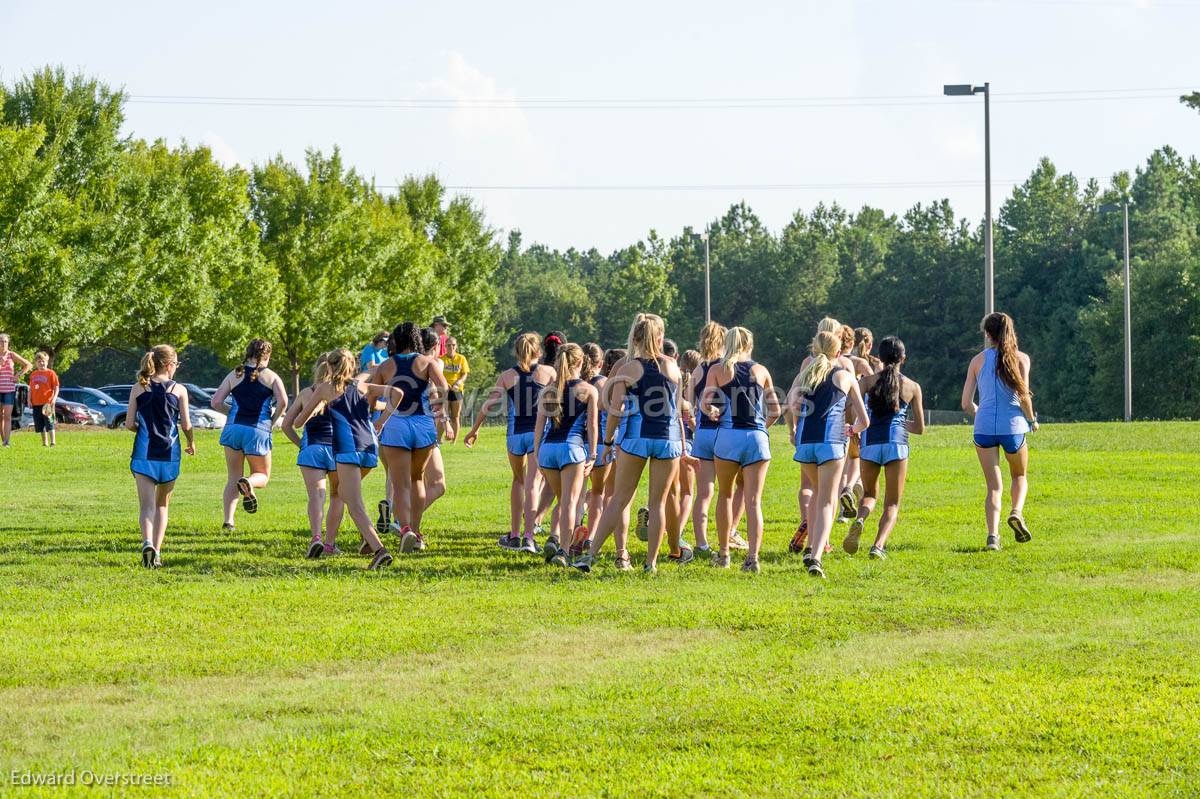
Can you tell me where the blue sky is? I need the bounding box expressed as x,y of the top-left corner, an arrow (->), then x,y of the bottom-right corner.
3,0 -> 1198,250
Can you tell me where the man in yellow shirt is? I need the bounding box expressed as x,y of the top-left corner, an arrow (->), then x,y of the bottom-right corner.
439,337 -> 469,442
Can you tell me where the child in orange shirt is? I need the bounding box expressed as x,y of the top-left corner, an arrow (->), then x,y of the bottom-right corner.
28,352 -> 59,447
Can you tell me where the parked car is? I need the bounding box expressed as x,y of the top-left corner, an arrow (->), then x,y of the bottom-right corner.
57,386 -> 127,428
180,383 -> 226,428
100,383 -> 221,429
56,398 -> 104,426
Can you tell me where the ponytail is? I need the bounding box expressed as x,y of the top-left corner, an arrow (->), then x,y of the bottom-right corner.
870,336 -> 905,416
514,332 -> 541,370
581,343 -> 603,381
547,344 -> 583,425
982,313 -> 1031,400
236,338 -> 272,382
326,348 -> 356,394
312,352 -> 332,385
136,345 -> 177,387
720,326 -> 753,371
137,353 -> 156,388
542,331 -> 566,366
796,331 -> 840,395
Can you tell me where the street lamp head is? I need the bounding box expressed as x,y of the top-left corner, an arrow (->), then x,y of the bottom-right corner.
1099,203 -> 1121,214
943,84 -> 974,96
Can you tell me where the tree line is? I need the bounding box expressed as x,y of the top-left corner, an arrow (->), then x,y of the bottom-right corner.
2,67 -> 1198,419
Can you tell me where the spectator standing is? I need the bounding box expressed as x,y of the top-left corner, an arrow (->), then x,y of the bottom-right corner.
29,352 -> 59,447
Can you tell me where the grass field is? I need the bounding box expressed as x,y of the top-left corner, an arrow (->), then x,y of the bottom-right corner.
0,422 -> 1197,797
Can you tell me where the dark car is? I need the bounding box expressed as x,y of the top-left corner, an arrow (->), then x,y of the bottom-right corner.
100,383 -> 222,429
57,386 -> 126,428
55,398 -> 103,426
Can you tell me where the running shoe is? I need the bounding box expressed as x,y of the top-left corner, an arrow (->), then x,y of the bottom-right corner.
614,553 -> 633,571
788,521 -> 808,553
729,532 -> 750,551
368,549 -> 393,570
550,548 -> 569,568
667,546 -> 695,566
986,535 -> 1001,551
375,500 -> 392,535
237,477 -> 258,514
802,547 -> 815,568
571,525 -> 590,551
635,507 -> 650,542
359,541 -> 374,556
807,562 -> 826,579
141,542 -> 155,569
843,518 -> 864,555
399,527 -> 421,553
712,552 -> 731,569
520,537 -> 538,554
543,536 -> 560,563
1007,510 -> 1032,543
413,531 -> 427,551
221,522 -> 236,534
695,544 -> 713,556
852,481 -> 864,505
838,489 -> 856,518
498,535 -> 521,550
868,546 -> 886,560
323,544 -> 343,557
306,539 -> 324,559
152,551 -> 162,569
533,523 -> 547,539
572,553 -> 595,573
643,562 -> 657,574
389,520 -> 403,537
741,558 -> 760,574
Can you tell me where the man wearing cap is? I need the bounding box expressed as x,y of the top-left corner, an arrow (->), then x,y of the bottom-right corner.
431,316 -> 451,357
360,331 -> 390,373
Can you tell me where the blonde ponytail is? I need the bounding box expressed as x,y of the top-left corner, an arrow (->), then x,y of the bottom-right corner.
796,331 -> 841,395
547,343 -> 583,425
721,326 -> 753,371
326,348 -> 356,394
136,345 -> 177,387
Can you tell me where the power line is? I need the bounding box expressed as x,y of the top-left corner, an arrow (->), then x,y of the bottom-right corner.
374,178 -> 1106,192
125,86 -> 1196,112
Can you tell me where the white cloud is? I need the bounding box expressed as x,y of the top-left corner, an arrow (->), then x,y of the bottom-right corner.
202,131 -> 246,168
425,51 -> 536,150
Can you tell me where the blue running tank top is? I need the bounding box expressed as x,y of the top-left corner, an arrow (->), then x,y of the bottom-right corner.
132,380 -> 181,463
863,394 -> 910,447
625,358 -> 681,442
389,353 -> 428,416
507,366 -> 546,435
975,348 -> 1029,436
720,361 -> 767,432
302,401 -> 334,448
694,359 -> 723,431
797,366 -> 848,446
543,379 -> 588,445
329,384 -> 377,456
229,368 -> 276,430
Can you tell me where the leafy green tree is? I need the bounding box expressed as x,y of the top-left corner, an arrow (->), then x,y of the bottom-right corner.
251,149 -> 392,395
0,68 -> 126,367
104,140 -> 276,358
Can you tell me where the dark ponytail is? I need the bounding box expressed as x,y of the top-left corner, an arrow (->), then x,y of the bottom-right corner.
869,336 -> 905,416
235,338 -> 271,381
981,313 -> 1031,400
542,331 -> 565,366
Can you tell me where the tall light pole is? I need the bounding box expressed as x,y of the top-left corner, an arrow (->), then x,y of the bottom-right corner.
693,230 -> 711,323
1101,200 -> 1133,422
944,82 -> 993,316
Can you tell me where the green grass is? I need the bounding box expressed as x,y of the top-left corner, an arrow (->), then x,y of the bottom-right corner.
1,423 -> 1198,797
